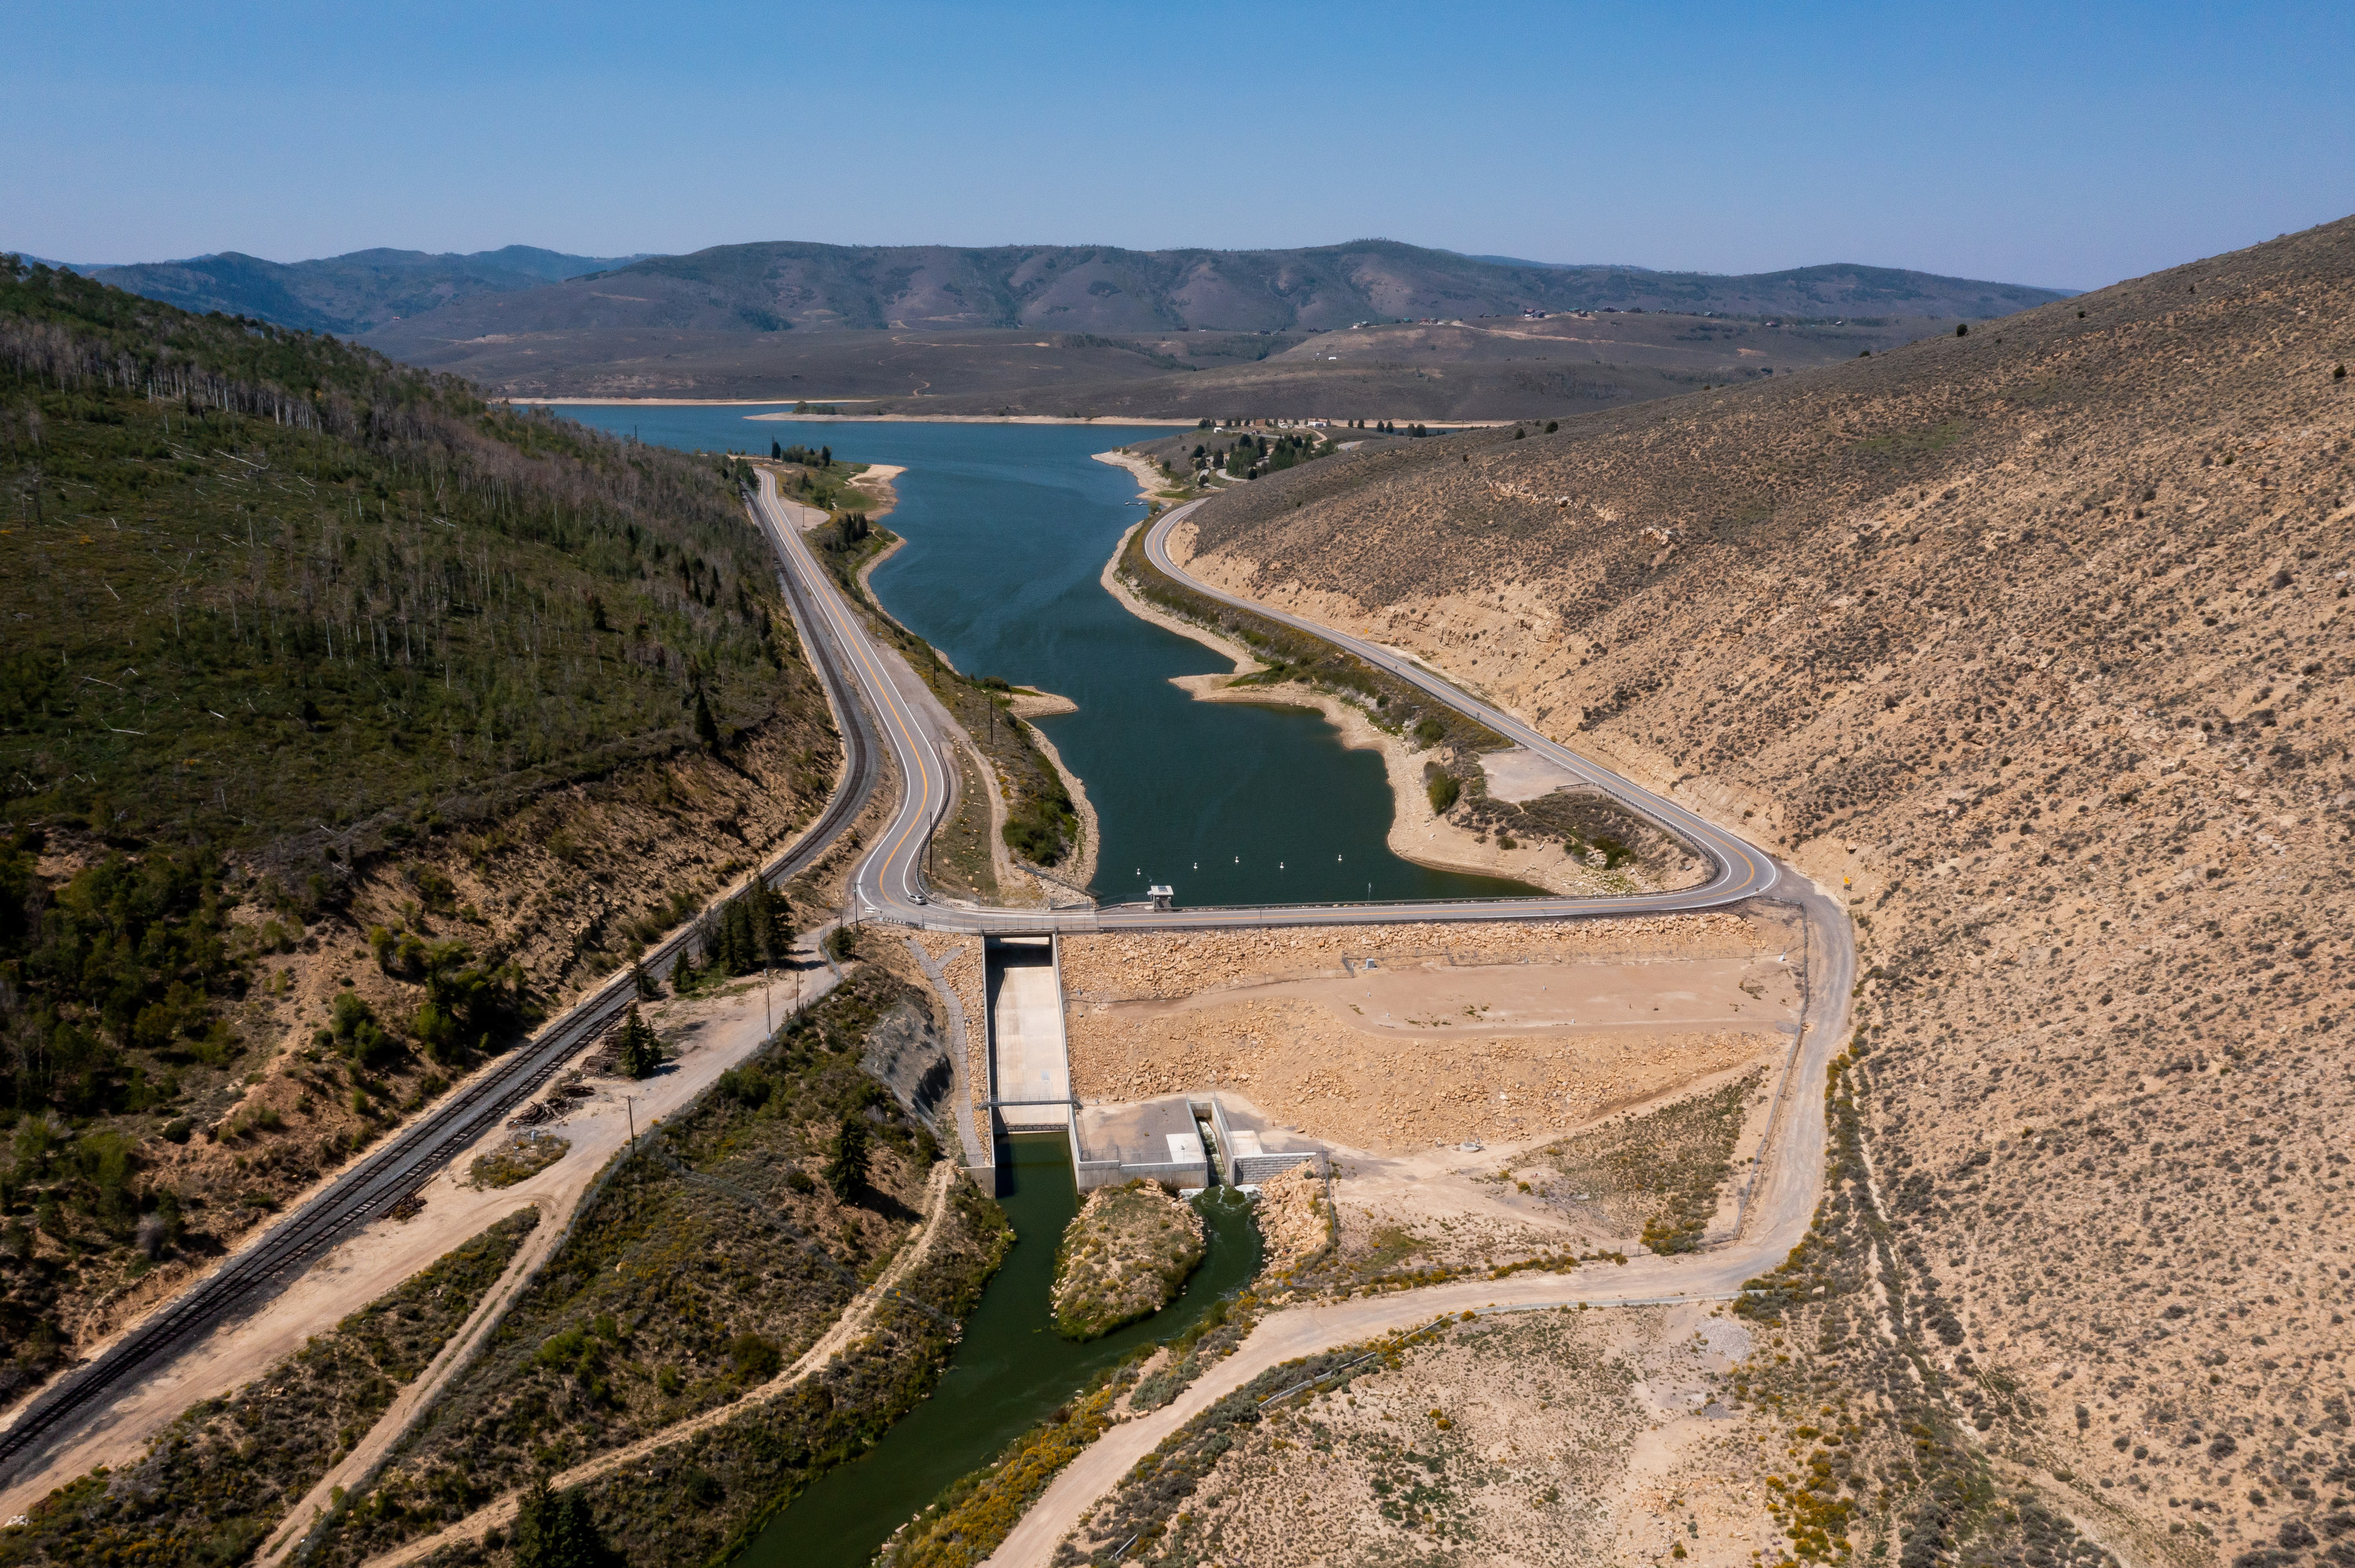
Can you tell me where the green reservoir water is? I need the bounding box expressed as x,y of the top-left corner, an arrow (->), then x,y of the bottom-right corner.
542,411 -> 1528,1562
558,409 -> 1535,907
731,1136 -> 1261,1568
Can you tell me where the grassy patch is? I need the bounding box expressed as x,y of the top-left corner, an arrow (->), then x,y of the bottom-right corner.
768,445 -> 874,518
1536,1070 -> 1762,1250
923,746 -> 1002,903
0,1209 -> 537,1567
466,1132 -> 571,1190
1050,1181 -> 1205,1340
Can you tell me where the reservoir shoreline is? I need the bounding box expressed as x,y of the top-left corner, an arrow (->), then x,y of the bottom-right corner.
1092,469 -> 1617,897
564,408 -> 1535,908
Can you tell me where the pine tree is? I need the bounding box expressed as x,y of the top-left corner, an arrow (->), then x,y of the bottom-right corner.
514,1476 -> 620,1568
758,883 -> 792,963
614,1004 -> 663,1080
693,687 -> 721,753
630,957 -> 659,1001
718,897 -> 754,976
823,1112 -> 870,1200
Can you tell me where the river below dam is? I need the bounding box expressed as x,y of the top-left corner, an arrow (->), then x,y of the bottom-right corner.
732,1136 -> 1260,1568
558,408 -> 1535,907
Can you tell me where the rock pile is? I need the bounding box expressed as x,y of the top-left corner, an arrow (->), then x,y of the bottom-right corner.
1253,1164 -> 1332,1278
1061,913 -> 1758,1001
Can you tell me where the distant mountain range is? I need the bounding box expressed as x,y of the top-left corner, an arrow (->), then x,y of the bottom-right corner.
36,246 -> 644,335
7,239 -> 2072,345
370,239 -> 2072,347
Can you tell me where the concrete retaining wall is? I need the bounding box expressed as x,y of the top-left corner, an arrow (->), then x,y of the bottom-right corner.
1232,1150 -> 1327,1183
1082,1158 -> 1210,1191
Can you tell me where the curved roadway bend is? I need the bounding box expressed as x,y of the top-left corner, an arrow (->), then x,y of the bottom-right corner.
742,476 -> 1854,1567
0,486 -> 883,1492
750,480 -> 1778,932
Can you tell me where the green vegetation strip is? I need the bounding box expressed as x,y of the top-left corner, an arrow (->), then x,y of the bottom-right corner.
310,969 -> 980,1566
880,1367 -> 1130,1568
1116,525 -> 1506,757
0,1209 -> 538,1567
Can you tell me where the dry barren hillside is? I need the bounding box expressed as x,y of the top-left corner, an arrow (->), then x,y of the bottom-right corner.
1178,217 -> 2355,1565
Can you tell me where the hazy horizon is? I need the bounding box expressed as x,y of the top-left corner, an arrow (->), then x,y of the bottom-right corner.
9,2 -> 2348,294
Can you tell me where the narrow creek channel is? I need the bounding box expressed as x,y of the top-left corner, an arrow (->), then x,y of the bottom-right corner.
731,1135 -> 1260,1568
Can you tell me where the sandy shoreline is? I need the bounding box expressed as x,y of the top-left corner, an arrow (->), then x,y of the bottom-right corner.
509,397 -> 872,407
1093,447 -> 1178,496
1097,526 -> 1633,898
846,462 -> 903,517
508,397 -> 1192,427
1007,688 -> 1077,718
749,412 -> 1203,426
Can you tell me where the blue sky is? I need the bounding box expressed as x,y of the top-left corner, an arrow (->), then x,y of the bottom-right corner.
6,0 -> 2348,290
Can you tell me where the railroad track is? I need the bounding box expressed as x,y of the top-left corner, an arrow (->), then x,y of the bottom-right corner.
0,488 -> 882,1486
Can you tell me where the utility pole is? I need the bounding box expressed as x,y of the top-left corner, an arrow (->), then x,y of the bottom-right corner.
624,1096 -> 637,1216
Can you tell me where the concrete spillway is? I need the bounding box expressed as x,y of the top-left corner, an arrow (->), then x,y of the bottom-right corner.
985,935 -> 1071,1129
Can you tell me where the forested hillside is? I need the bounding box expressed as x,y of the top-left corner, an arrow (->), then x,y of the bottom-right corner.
0,258 -> 837,1405
82,245 -> 637,336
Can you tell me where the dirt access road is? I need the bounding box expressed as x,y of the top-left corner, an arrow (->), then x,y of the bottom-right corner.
340,1159 -> 961,1568
983,873 -> 1850,1566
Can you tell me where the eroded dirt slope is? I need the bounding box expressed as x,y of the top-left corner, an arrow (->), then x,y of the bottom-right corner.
1173,217 -> 2355,1562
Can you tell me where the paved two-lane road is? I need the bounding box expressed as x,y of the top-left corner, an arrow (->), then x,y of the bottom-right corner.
748,476 -> 1777,932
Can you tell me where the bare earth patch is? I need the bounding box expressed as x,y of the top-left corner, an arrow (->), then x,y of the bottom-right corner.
1061,918 -> 1796,1157
1058,1304 -> 1769,1568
